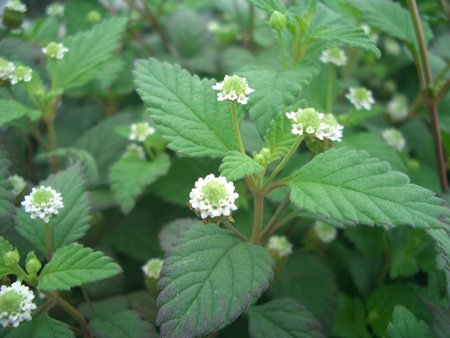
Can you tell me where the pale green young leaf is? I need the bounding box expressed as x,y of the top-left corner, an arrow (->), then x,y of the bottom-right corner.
157,225 -> 274,338
51,17 -> 127,90
0,236 -> 16,278
248,298 -> 326,338
287,147 -> 450,229
4,313 -> 74,338
16,165 -> 91,255
386,305 -> 432,338
134,58 -> 237,157
38,243 -> 122,290
0,99 -> 41,127
0,150 -> 14,230
219,151 -> 263,181
89,310 -> 158,338
241,61 -> 320,135
109,154 -> 171,214
263,112 -> 297,162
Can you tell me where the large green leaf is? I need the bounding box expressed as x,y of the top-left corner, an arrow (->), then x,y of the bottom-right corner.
38,243 -> 122,290
248,298 -> 326,338
109,154 -> 171,214
219,151 -> 263,181
156,225 -> 274,338
386,305 -> 432,338
0,99 -> 40,127
241,61 -> 320,135
134,58 -> 237,157
52,17 -> 127,90
287,147 -> 450,229
263,111 -> 297,162
0,150 -> 14,231
4,313 -> 74,338
16,165 -> 91,255
158,218 -> 201,252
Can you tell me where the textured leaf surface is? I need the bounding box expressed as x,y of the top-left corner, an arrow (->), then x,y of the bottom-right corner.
248,298 -> 326,338
386,305 -> 432,338
89,310 -> 158,338
0,150 -> 14,231
134,58 -> 237,157
109,154 -> 171,213
0,99 -> 40,126
219,151 -> 263,181
264,112 -> 297,162
52,17 -> 127,90
0,236 -> 16,277
287,147 -> 450,229
39,243 -> 122,290
4,313 -> 74,338
16,165 -> 91,255
158,218 -> 201,252
241,62 -> 320,135
157,225 -> 274,338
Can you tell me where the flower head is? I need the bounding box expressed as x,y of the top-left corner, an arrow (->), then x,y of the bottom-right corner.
42,42 -> 69,59
267,235 -> 293,258
9,66 -> 32,85
0,282 -> 36,328
313,221 -> 337,243
142,258 -> 163,279
316,114 -> 344,142
386,94 -> 408,122
189,174 -> 239,221
5,0 -> 27,13
128,122 -> 155,142
21,186 -> 63,223
381,128 -> 406,152
8,175 -> 26,197
346,87 -> 375,110
46,3 -> 64,17
213,75 -> 254,105
319,48 -> 347,66
0,58 -> 15,81
123,144 -> 145,159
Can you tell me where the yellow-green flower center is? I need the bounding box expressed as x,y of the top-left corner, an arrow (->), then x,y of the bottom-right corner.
354,88 -> 370,102
0,291 -> 23,313
222,75 -> 247,95
202,182 -> 227,205
32,189 -> 53,205
297,108 -> 322,128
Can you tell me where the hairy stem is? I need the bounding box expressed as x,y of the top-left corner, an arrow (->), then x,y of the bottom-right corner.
53,294 -> 91,338
261,194 -> 290,238
223,221 -> 248,241
229,102 -> 246,154
251,192 -> 264,244
266,136 -> 303,186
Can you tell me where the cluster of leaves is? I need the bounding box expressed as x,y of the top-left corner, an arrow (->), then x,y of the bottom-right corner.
0,0 -> 449,337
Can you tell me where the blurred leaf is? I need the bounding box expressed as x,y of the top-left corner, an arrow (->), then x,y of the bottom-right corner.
0,150 -> 14,231
248,0 -> 286,13
420,297 -> 450,338
64,0 -> 107,34
386,305 -> 432,338
332,294 -> 371,338
0,99 -> 40,127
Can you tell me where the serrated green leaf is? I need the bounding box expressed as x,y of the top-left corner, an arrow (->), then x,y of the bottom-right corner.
38,243 -> 122,290
16,165 -> 91,255
0,99 -> 41,127
426,228 -> 450,275
219,151 -> 263,181
157,225 -> 274,338
287,147 -> 450,229
332,294 -> 371,338
52,17 -> 127,90
89,310 -> 158,338
134,58 -> 237,157
4,313 -> 74,338
263,111 -> 297,161
241,61 -> 320,135
312,24 -> 380,57
248,298 -> 326,338
0,150 -> 14,231
158,218 -> 201,252
386,305 -> 432,338
109,154 -> 171,214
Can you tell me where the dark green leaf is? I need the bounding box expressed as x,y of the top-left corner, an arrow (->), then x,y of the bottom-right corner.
5,313 -> 74,338
386,305 -> 432,338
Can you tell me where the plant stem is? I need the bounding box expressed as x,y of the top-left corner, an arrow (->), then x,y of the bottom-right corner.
261,211 -> 299,242
223,221 -> 248,241
52,294 -> 91,338
251,192 -> 264,244
407,0 -> 448,192
45,222 -> 53,260
326,65 -> 335,114
266,136 -> 303,186
261,194 -> 290,236
229,102 -> 246,154
277,30 -> 287,70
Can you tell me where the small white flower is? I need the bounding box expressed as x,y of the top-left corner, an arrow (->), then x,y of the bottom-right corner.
123,144 -> 146,159
0,58 -> 15,81
267,235 -> 293,258
315,114 -> 344,142
381,128 -> 406,152
8,175 -> 26,197
128,122 -> 155,142
0,281 -> 36,328
142,258 -> 163,279
319,48 -> 347,66
212,75 -> 254,105
46,3 -> 64,17
386,94 -> 409,122
189,174 -> 239,220
313,221 -> 337,244
360,23 -> 379,43
21,186 -> 64,223
5,0 -> 27,13
9,66 -> 32,85
346,87 -> 375,110
42,42 -> 69,59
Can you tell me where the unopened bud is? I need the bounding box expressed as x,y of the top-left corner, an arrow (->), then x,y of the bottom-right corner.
268,11 -> 286,30
25,252 -> 41,274
3,250 -> 20,266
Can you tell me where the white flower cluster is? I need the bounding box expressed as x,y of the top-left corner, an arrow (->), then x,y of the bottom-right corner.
5,0 -> 27,13
142,258 -> 163,279
319,48 -> 347,66
9,66 -> 32,85
0,58 -> 15,81
346,87 -> 375,110
313,221 -> 337,244
21,186 -> 64,223
286,108 -> 343,142
8,175 -> 26,197
128,122 -> 155,142
387,94 -> 409,122
267,236 -> 293,258
46,3 -> 64,17
0,282 -> 36,328
382,128 -> 406,152
42,42 -> 69,59
189,174 -> 239,220
213,75 -> 255,105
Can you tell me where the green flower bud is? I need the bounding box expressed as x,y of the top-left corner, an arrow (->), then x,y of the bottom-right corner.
3,250 -> 20,266
2,1 -> 26,29
86,10 -> 102,24
268,11 -> 286,30
254,147 -> 272,166
25,252 -> 41,274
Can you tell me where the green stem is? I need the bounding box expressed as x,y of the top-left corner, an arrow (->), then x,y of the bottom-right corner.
326,65 -> 335,114
277,30 -> 287,70
266,136 -> 303,186
45,222 -> 53,260
251,192 -> 264,244
51,293 -> 91,337
229,102 -> 246,154
261,211 -> 299,242
223,221 -> 248,241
